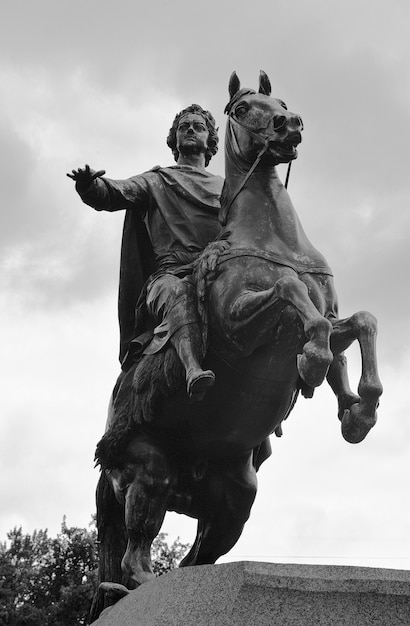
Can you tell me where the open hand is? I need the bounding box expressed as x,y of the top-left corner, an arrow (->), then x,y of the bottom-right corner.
66,164 -> 106,191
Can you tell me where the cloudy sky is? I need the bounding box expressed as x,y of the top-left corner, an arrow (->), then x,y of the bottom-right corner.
1,0 -> 410,571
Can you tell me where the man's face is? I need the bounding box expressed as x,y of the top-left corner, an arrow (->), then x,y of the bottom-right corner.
176,113 -> 209,157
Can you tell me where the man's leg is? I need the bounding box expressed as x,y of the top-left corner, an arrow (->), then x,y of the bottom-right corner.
171,323 -> 215,400
145,274 -> 215,400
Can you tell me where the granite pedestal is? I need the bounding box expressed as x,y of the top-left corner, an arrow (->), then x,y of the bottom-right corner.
93,561 -> 410,625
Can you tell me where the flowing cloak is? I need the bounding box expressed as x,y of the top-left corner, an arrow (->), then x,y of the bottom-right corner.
78,165 -> 224,363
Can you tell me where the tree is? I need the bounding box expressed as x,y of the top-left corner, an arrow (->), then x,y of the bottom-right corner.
0,519 -> 97,626
151,532 -> 190,577
0,520 -> 189,625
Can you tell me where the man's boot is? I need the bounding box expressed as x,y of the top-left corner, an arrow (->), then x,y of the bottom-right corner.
171,325 -> 215,401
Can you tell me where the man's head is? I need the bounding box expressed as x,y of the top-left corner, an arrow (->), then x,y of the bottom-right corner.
167,104 -> 219,167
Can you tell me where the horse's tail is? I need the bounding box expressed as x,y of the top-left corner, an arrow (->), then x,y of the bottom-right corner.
194,240 -> 231,350
95,372 -> 136,470
89,471 -> 135,623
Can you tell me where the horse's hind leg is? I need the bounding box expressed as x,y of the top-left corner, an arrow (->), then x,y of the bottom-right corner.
180,453 -> 257,567
329,311 -> 383,443
109,438 -> 174,585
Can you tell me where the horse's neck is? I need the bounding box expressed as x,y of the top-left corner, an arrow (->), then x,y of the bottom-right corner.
222,160 -> 303,252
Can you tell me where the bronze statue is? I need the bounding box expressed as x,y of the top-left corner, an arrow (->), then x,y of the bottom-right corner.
69,72 -> 383,621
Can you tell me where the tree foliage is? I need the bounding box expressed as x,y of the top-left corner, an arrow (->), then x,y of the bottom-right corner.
0,519 -> 189,625
0,519 -> 97,626
151,532 -> 190,577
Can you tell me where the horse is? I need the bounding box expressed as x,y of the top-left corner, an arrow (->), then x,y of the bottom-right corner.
90,70 -> 382,620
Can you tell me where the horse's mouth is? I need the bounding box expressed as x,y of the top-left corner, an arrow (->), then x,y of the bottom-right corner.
269,141 -> 298,161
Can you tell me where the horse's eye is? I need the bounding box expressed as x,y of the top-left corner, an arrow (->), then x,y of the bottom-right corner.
235,105 -> 248,117
276,99 -> 288,110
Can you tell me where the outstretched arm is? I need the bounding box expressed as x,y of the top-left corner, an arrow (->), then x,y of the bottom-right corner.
67,163 -> 149,213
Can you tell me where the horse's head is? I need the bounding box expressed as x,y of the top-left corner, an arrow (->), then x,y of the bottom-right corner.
225,71 -> 303,166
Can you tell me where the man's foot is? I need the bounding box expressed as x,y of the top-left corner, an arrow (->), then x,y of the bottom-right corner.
187,368 -> 215,401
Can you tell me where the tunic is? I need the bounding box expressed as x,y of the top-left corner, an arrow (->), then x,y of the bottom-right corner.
78,165 -> 224,362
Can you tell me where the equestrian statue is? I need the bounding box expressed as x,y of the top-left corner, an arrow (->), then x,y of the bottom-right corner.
68,71 -> 383,621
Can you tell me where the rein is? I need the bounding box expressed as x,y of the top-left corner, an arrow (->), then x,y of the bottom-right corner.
220,116 -> 292,226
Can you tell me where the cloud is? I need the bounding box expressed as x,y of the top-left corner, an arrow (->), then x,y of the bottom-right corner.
0,293 -> 120,537
0,124 -> 37,239
0,66 -> 184,309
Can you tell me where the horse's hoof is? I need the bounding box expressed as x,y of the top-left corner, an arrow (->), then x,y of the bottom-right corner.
121,546 -> 156,586
297,349 -> 332,388
341,404 -> 377,444
99,582 -> 130,602
337,392 -> 361,421
187,369 -> 215,400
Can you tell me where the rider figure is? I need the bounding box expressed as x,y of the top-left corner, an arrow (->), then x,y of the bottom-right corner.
68,105 -> 223,400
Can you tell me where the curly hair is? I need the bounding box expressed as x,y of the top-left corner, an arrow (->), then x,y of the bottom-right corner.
167,104 -> 219,167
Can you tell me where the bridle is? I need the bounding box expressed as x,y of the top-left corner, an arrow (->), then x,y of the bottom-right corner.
220,115 -> 292,225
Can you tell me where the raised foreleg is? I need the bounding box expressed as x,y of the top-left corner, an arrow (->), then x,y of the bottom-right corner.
329,311 -> 383,443
228,276 -> 333,388
327,354 -> 360,418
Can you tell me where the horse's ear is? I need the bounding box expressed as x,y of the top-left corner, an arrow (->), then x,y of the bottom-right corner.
229,71 -> 241,99
259,70 -> 271,96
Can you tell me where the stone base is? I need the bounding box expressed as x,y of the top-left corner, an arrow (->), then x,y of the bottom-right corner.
93,561 -> 410,625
